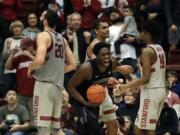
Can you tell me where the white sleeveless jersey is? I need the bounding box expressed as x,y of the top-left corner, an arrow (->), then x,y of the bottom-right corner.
143,44 -> 166,89
33,31 -> 65,89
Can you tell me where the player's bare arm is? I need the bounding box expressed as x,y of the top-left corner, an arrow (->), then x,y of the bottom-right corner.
118,47 -> 156,93
68,63 -> 97,107
68,63 -> 91,103
28,32 -> 51,77
64,38 -> 77,73
87,40 -> 99,59
112,58 -> 133,75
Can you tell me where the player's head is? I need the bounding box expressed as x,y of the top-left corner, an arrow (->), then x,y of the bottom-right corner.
93,19 -> 109,39
93,42 -> 111,67
140,20 -> 162,44
122,6 -> 134,16
42,10 -> 59,29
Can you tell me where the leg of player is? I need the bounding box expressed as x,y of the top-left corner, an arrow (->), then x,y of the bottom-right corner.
145,130 -> 156,135
105,120 -> 119,135
37,127 -> 51,135
51,129 -> 65,135
134,125 -> 144,135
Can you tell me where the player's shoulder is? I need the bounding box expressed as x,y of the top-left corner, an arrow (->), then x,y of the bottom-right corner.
79,61 -> 91,70
142,46 -> 155,55
90,39 -> 100,48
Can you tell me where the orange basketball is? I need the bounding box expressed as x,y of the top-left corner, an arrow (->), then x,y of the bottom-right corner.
87,84 -> 106,104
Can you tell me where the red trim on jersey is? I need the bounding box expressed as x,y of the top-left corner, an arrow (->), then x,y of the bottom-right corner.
103,109 -> 115,115
45,31 -> 53,53
149,119 -> 157,124
147,45 -> 158,65
40,116 -> 60,122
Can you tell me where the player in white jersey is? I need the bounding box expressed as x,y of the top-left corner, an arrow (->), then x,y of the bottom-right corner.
118,20 -> 166,135
28,10 -> 76,135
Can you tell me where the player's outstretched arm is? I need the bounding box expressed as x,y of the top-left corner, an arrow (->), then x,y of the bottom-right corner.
118,48 -> 153,93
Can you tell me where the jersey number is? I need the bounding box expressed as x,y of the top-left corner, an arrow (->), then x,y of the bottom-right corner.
55,43 -> 63,58
159,53 -> 165,69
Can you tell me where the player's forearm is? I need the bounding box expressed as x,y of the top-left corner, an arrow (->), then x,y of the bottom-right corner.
65,65 -> 76,73
123,78 -> 148,90
68,86 -> 86,104
29,59 -> 44,70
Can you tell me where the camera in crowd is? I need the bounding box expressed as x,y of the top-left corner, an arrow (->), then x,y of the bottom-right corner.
3,119 -> 15,130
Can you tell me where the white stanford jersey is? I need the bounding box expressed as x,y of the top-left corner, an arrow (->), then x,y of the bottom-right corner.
143,44 -> 166,89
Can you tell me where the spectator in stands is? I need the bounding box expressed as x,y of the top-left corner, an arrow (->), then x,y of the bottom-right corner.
167,70 -> 180,98
41,0 -> 73,23
2,20 -> 24,97
23,13 -> 40,40
118,116 -> 132,135
156,102 -> 178,135
114,6 -> 139,73
62,14 -> 73,36
71,0 -> 102,31
63,12 -> 89,89
0,0 -> 22,23
116,89 -> 139,135
114,0 -> 129,18
0,89 -> 31,135
86,19 -> 109,60
98,0 -> 116,23
5,37 -> 35,121
116,90 -> 139,124
164,0 -> 180,50
64,12 -> 89,65
61,90 -> 77,135
108,10 -> 123,58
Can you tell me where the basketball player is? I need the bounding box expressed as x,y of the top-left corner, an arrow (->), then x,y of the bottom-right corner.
28,10 -> 76,135
118,20 -> 166,135
86,19 -> 109,60
68,42 -> 133,135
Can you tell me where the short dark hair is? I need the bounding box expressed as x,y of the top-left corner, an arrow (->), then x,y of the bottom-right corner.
93,42 -> 110,55
93,19 -> 108,30
44,10 -> 59,28
142,20 -> 162,43
5,88 -> 17,96
167,70 -> 178,78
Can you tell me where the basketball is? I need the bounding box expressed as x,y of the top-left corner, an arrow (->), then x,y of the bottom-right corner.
87,84 -> 106,104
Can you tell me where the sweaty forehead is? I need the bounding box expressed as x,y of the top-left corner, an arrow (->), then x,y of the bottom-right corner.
99,22 -> 109,28
99,47 -> 110,54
